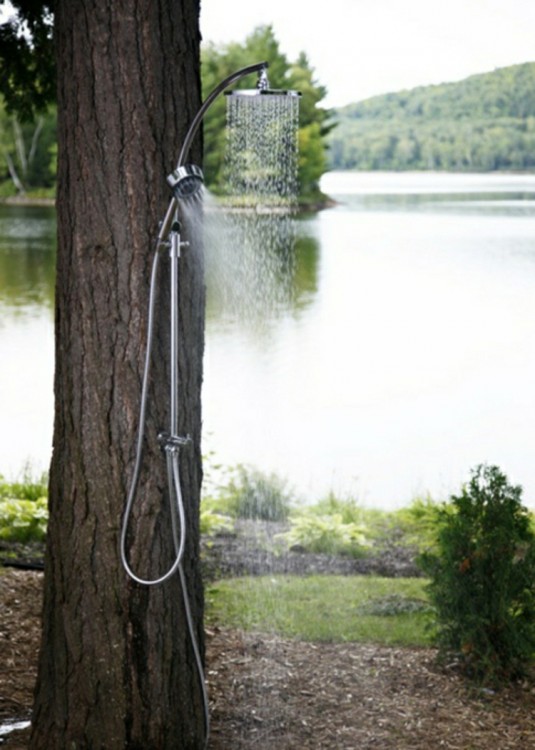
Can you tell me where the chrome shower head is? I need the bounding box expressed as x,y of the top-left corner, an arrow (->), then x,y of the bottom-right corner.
222,62 -> 301,98
225,88 -> 301,98
225,67 -> 300,98
166,164 -> 204,199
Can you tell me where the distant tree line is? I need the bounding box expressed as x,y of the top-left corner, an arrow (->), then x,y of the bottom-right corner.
329,62 -> 535,171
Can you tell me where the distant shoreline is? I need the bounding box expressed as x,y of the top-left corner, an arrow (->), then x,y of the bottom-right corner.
0,194 -> 334,212
0,196 -> 55,208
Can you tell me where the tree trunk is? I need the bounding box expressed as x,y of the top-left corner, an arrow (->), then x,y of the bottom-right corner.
31,2 -> 205,748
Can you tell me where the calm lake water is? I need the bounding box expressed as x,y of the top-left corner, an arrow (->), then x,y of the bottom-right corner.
2,172 -> 535,509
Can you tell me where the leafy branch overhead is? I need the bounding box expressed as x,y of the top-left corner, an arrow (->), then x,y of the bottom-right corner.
0,1 -> 56,121
0,12 -> 332,202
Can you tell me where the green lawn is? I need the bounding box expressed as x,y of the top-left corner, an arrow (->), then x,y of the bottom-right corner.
206,574 -> 433,646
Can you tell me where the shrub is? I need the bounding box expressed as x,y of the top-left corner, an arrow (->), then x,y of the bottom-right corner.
0,469 -> 48,502
391,495 -> 447,551
200,504 -> 233,536
0,497 -> 48,542
280,512 -> 370,557
219,465 -> 293,522
306,492 -> 364,525
0,469 -> 49,543
419,464 -> 535,685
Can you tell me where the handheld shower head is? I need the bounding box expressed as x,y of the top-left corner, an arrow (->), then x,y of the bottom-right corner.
167,164 -> 204,199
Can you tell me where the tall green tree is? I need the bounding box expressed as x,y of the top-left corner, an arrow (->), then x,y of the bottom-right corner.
289,51 -> 332,200
1,2 -> 207,747
202,25 -> 333,201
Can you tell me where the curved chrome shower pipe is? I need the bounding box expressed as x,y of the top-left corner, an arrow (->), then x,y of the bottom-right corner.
178,60 -> 269,167
158,60 -> 269,242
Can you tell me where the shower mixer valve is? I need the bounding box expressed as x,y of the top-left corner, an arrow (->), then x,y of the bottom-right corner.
157,431 -> 192,453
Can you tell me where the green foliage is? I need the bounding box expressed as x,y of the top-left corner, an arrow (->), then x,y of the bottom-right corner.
419,465 -> 535,685
0,178 -> 16,198
206,574 -> 432,645
199,503 -> 233,536
390,495 -> 447,551
0,468 -> 48,501
329,62 -> 535,172
280,492 -> 371,556
0,98 -> 57,194
217,464 -> 293,522
0,16 -> 332,198
0,496 -> 48,542
202,25 -> 333,201
303,491 -> 365,525
0,468 -> 49,542
0,2 -> 56,121
279,512 -> 370,557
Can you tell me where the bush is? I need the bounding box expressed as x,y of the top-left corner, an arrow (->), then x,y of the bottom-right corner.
280,512 -> 370,557
305,492 -> 365,525
219,465 -> 293,522
200,503 -> 233,536
0,469 -> 49,543
0,497 -> 48,542
419,465 -> 535,685
391,495 -> 447,551
0,470 -> 48,502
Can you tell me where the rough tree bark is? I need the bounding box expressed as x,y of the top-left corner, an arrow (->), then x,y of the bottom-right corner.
30,2 -> 206,748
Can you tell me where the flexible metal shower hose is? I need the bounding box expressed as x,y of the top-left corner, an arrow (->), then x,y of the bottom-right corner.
120,244 -> 210,747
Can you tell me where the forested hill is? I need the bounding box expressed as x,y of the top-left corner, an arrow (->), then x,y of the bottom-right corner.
328,62 -> 535,171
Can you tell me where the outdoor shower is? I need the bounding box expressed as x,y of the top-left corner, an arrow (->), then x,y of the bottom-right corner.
119,60 -> 300,748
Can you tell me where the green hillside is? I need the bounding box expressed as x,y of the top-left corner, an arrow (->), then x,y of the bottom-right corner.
329,62 -> 535,171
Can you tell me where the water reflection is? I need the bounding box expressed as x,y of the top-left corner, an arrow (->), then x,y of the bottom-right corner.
334,191 -> 535,218
323,171 -> 535,218
0,204 -> 55,476
204,209 -> 319,329
204,173 -> 535,507
0,204 -> 56,315
2,173 -> 535,507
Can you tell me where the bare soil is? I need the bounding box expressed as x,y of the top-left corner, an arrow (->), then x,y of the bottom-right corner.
2,532 -> 535,749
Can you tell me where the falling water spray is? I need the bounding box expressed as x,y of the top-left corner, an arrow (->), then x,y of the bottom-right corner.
120,61 -> 300,750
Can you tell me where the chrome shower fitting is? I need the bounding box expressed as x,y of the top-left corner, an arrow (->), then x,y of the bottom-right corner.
257,65 -> 269,90
167,164 -> 204,200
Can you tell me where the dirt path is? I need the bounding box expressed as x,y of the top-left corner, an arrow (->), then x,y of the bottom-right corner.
2,568 -> 535,748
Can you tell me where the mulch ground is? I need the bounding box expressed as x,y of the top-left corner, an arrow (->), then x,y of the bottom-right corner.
2,567 -> 535,749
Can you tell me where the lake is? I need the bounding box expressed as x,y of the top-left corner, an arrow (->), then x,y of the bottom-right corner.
2,171 -> 535,509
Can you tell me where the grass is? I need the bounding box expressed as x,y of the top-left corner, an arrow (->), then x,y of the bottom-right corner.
206,574 -> 433,647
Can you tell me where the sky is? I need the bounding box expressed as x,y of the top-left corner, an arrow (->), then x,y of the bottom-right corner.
200,0 -> 535,107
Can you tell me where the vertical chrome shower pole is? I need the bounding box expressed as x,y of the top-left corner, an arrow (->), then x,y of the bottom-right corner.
169,224 -> 180,437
